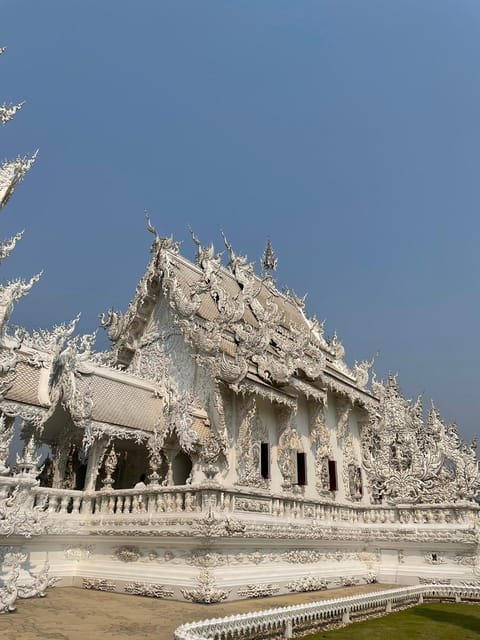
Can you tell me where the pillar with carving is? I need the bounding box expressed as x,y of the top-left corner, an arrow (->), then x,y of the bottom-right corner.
101,445 -> 118,490
83,438 -> 109,491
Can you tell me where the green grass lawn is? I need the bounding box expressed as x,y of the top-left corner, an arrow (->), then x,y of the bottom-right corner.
304,603 -> 480,639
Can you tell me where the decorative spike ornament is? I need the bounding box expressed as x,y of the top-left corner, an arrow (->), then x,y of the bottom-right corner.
0,272 -> 43,337
0,231 -> 24,264
15,436 -> 41,479
0,102 -> 25,126
261,239 -> 278,275
0,152 -> 38,210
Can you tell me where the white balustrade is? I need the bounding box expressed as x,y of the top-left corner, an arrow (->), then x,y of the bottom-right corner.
174,584 -> 480,640
0,476 -> 476,529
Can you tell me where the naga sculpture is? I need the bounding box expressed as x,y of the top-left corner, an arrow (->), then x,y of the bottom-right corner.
0,273 -> 42,336
0,561 -> 19,613
362,375 -> 480,504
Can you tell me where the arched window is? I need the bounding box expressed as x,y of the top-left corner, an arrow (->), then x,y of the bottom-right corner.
172,451 -> 192,485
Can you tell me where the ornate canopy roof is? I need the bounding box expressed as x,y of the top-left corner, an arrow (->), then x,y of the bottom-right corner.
100,224 -> 377,407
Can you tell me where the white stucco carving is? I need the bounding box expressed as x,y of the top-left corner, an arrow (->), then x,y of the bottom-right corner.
362,375 -> 479,504
0,54 -> 478,604
0,153 -> 37,209
181,570 -> 230,604
0,101 -> 24,126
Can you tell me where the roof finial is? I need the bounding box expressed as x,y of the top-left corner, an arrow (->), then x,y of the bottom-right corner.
144,212 -> 180,254
145,210 -> 158,239
261,239 -> 277,276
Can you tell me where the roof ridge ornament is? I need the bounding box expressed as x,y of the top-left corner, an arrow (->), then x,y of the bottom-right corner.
189,227 -> 223,281
145,210 -> 159,242
0,272 -> 43,338
0,101 -> 25,126
15,313 -> 80,353
0,151 -> 38,210
0,230 -> 24,264
261,238 -> 277,276
352,355 -> 376,389
145,211 -> 180,254
220,230 -> 256,277
329,330 -> 345,359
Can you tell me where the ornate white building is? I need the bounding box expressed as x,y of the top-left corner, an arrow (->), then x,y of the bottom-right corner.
0,47 -> 479,605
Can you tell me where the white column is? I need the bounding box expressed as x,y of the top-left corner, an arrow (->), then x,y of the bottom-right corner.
83,439 -> 108,491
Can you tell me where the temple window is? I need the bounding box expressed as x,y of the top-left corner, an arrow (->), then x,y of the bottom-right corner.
260,442 -> 270,479
172,451 -> 193,485
296,452 -> 307,486
328,459 -> 337,491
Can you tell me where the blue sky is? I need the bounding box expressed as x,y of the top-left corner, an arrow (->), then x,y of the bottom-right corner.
1,1 -> 480,442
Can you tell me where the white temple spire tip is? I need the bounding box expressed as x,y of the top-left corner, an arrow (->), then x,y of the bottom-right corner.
261,238 -> 278,275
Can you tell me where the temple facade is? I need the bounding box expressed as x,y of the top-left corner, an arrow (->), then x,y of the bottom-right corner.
0,47 -> 479,604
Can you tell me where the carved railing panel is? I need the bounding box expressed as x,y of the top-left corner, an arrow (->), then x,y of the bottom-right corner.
13,480 -> 477,530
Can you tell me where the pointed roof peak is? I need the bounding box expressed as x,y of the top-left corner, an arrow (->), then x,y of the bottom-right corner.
261,238 -> 277,274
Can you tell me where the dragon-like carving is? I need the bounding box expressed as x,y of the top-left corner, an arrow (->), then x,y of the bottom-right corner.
0,336 -> 23,400
0,231 -> 23,265
361,375 -> 480,504
0,484 -> 44,537
191,229 -> 223,289
49,331 -> 96,426
154,383 -> 199,453
352,356 -> 375,389
100,224 -> 375,404
0,560 -> 20,613
99,309 -> 127,343
14,314 -> 79,356
0,101 -> 24,126
0,273 -> 42,337
0,153 -> 37,209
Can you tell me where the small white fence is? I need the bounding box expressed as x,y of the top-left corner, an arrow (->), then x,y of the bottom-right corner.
174,584 -> 480,640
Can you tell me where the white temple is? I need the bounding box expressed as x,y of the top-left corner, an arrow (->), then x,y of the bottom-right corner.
0,46 -> 479,606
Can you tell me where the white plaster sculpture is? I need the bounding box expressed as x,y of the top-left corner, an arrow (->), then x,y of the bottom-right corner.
0,46 -> 477,606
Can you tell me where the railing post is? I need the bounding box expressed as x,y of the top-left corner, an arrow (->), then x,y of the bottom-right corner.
60,495 -> 70,513
35,492 -> 49,510
283,618 -> 293,639
175,492 -> 183,512
342,608 -> 351,624
132,494 -> 140,512
72,496 -> 81,514
223,491 -> 231,512
82,494 -> 93,514
48,495 -> 59,513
